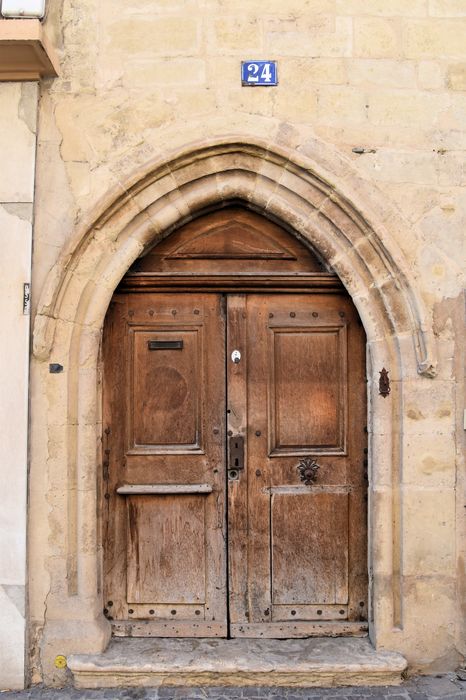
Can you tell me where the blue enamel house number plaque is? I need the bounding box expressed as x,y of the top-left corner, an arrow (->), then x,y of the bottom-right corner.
241,61 -> 278,86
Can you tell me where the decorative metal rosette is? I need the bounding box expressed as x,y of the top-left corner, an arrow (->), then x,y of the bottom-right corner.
296,457 -> 320,485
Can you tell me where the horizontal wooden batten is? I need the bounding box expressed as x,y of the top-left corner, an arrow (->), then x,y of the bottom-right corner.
230,622 -> 368,638
116,484 -> 213,495
112,620 -> 227,638
118,273 -> 344,294
272,604 -> 349,622
267,485 -> 353,495
121,604 -> 206,620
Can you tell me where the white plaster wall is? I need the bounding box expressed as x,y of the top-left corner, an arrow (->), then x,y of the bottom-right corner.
0,82 -> 38,690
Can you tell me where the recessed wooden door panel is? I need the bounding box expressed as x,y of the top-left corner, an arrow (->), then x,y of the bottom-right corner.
130,329 -> 201,449
271,327 -> 346,452
126,495 -> 206,605
103,293 -> 226,637
271,492 -> 349,605
228,294 -> 367,638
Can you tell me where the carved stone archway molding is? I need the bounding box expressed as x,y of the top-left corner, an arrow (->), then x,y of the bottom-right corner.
34,139 -> 435,374
31,138 -> 437,680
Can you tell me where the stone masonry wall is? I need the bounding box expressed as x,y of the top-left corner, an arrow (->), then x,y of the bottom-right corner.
28,0 -> 465,681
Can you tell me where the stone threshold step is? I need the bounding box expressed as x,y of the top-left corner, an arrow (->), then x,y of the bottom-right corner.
68,637 -> 407,688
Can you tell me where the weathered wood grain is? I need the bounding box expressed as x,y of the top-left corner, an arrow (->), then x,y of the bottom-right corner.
103,293 -> 227,634
103,210 -> 367,639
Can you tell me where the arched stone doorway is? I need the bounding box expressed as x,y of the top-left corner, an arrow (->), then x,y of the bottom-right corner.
31,139 -> 435,682
101,206 -> 368,639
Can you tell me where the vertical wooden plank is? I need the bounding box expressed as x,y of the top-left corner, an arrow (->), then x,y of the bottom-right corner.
203,294 -> 228,631
345,297 -> 368,622
226,295 -> 249,625
245,295 -> 273,624
102,294 -> 129,621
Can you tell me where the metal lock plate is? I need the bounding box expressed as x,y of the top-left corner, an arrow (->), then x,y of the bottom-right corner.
228,435 -> 244,477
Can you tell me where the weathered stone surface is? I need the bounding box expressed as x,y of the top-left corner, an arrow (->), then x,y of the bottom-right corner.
447,63 -> 466,90
354,18 -> 401,58
0,0 -> 462,690
68,638 -> 407,688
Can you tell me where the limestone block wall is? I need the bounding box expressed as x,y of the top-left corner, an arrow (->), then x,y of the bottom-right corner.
0,82 -> 38,690
27,0 -> 466,683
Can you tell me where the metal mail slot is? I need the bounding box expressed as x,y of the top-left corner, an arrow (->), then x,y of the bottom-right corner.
148,340 -> 183,350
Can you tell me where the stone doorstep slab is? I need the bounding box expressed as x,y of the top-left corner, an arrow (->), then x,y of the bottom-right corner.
68,637 -> 408,689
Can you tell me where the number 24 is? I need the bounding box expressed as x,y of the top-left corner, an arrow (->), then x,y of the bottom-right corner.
247,63 -> 272,83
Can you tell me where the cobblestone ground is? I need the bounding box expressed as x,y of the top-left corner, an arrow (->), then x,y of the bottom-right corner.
1,676 -> 466,700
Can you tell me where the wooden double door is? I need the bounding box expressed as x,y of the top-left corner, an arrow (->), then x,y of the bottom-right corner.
102,291 -> 367,638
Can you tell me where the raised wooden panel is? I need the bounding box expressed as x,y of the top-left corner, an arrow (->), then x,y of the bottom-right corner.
271,492 -> 349,606
167,222 -> 296,260
130,328 -> 201,450
126,495 -> 206,605
129,207 -> 325,277
270,327 -> 347,454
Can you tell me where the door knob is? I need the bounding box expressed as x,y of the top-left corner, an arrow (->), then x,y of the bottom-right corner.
231,349 -> 241,363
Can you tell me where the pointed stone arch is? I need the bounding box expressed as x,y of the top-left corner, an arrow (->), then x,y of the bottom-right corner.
31,138 -> 437,678
34,140 -> 435,376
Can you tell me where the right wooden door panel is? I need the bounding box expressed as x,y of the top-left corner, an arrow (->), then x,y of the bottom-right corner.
227,294 -> 367,638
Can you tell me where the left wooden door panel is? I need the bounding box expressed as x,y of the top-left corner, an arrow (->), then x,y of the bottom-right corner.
102,293 -> 227,637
